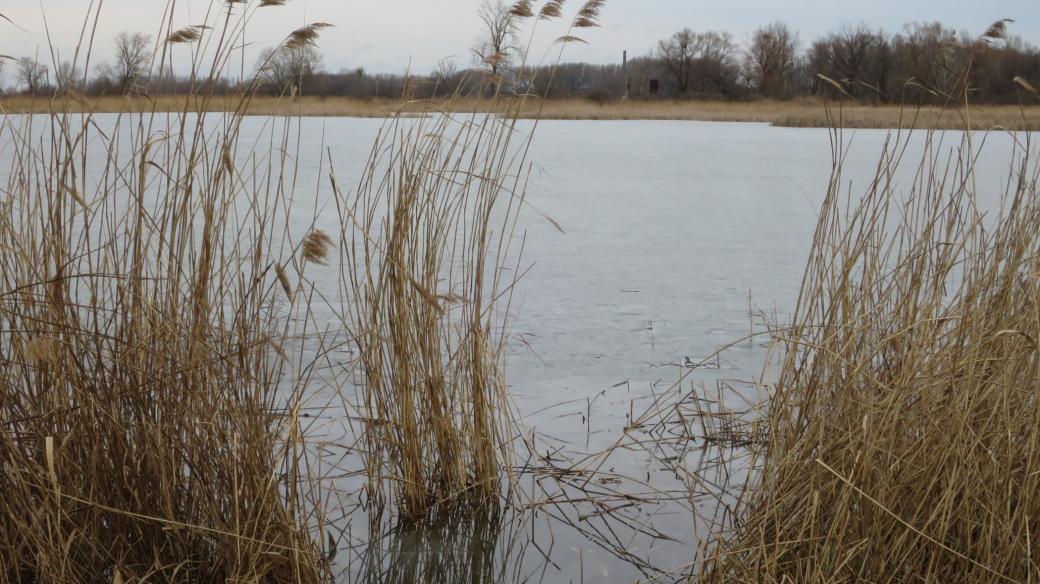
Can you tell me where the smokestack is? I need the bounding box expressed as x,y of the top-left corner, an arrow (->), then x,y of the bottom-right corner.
623,50 -> 630,100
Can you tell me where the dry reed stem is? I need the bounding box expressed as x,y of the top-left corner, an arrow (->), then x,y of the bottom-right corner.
335,95 -> 529,520
0,3 -> 333,580
699,115 -> 1040,582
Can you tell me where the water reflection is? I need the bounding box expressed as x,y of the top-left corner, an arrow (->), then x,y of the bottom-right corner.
349,511 -> 535,584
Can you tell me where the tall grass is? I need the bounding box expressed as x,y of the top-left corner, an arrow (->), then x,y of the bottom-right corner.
0,2 -> 336,580
335,98 -> 527,521
700,112 -> 1040,581
334,0 -> 607,523
0,1 -> 615,578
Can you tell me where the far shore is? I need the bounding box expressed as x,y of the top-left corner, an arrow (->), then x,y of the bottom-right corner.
2,94 -> 1039,131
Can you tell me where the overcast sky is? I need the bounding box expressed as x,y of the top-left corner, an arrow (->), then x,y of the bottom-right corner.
0,0 -> 1037,79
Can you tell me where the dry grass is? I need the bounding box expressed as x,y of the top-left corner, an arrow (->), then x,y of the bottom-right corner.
4,94 -> 1040,130
334,95 -> 528,521
0,4 -> 339,581
330,0 -> 613,525
698,115 -> 1040,581
0,7 -> 592,576
335,64 -> 543,527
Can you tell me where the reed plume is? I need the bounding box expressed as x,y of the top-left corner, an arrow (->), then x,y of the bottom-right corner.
539,0 -> 566,20
166,25 -> 206,44
510,0 -> 535,18
572,0 -> 604,27
301,230 -> 333,264
286,22 -> 333,50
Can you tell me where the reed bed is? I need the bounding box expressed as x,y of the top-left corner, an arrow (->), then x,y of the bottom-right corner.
0,2 -> 340,580
5,95 -> 1040,130
0,0 -> 619,578
0,92 -> 329,581
696,114 -> 1040,581
335,96 -> 528,521
332,0 -> 609,524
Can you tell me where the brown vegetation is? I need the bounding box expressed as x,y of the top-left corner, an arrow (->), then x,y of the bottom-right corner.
0,0 -> 611,578
7,0 -> 1040,580
0,46 -> 331,584
3,94 -> 1040,130
696,114 -> 1040,581
338,96 -> 532,521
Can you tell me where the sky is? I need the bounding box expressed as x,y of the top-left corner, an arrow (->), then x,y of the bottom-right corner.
0,0 -> 1037,81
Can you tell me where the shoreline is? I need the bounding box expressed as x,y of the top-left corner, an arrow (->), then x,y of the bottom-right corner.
2,95 -> 1039,130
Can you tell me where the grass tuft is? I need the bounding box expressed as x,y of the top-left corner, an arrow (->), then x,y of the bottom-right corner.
700,116 -> 1040,582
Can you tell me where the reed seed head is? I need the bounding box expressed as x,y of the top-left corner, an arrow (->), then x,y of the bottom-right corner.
539,0 -> 565,20
301,230 -> 333,264
984,19 -> 1013,40
286,22 -> 333,50
23,336 -> 59,366
509,0 -> 534,18
572,0 -> 605,28
166,26 -> 206,44
275,263 -> 294,299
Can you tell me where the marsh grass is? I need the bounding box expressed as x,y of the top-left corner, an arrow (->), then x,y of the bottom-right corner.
332,0 -> 611,524
5,96 -> 1040,130
335,97 -> 528,521
0,1 -> 342,580
0,1 -> 621,578
693,106 -> 1040,581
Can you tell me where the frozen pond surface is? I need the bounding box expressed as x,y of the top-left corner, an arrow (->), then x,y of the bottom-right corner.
290,118 -> 1024,582
1,114 -> 1027,582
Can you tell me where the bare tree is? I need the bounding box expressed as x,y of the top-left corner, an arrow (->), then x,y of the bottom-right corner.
55,60 -> 82,93
811,23 -> 883,97
892,22 -> 957,91
113,32 -> 151,93
257,46 -> 322,94
434,57 -> 459,96
0,58 -> 6,95
658,28 -> 697,93
692,31 -> 739,95
698,31 -> 738,64
17,57 -> 49,95
746,21 -> 800,97
659,29 -> 739,95
473,0 -> 519,76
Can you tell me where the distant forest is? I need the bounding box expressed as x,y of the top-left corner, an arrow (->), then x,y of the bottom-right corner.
3,16 -> 1039,105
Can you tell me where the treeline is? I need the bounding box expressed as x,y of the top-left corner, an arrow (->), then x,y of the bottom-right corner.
537,20 -> 1040,104
2,19 -> 1039,105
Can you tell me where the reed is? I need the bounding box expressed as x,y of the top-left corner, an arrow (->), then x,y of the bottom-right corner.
333,0 -> 608,524
0,1 -> 336,579
335,77 -> 529,523
0,0 -> 615,576
699,105 -> 1040,581
6,95 -> 1039,130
